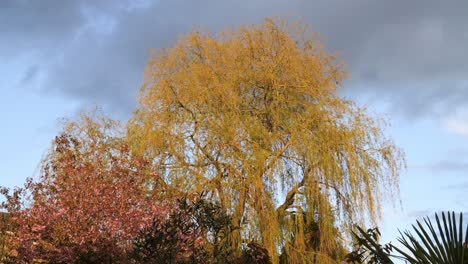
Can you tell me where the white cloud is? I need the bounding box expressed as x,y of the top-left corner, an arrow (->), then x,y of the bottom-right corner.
446,118 -> 468,136
444,107 -> 468,137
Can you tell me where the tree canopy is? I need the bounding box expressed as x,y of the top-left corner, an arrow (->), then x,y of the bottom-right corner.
127,18 -> 404,263
3,114 -> 172,263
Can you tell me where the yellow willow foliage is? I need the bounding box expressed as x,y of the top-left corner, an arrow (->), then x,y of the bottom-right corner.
128,18 -> 404,263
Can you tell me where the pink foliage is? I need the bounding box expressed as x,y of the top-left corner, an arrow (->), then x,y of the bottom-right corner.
11,133 -> 168,263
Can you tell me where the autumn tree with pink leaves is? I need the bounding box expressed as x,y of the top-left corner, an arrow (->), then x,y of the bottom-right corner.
0,113 -> 265,263
2,114 -> 173,263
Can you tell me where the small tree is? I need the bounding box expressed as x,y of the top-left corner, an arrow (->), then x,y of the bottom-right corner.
2,113 -> 168,263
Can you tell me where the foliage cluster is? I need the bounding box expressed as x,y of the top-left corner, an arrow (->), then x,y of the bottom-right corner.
348,211 -> 468,264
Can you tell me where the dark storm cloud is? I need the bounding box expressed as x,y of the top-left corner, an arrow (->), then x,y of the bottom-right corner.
0,0 -> 83,55
2,0 -> 468,116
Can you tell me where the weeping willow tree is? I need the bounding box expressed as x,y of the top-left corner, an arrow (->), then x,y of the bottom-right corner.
128,18 -> 404,263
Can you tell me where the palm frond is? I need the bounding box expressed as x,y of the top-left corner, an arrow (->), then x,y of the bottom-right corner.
393,211 -> 468,264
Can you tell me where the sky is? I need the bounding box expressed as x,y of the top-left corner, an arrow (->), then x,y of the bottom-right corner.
1,0 -> 467,245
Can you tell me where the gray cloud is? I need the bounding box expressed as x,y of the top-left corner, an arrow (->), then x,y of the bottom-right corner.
444,182 -> 468,191
20,64 -> 39,85
2,0 -> 468,117
0,0 -> 83,56
407,209 -> 435,220
423,160 -> 468,172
